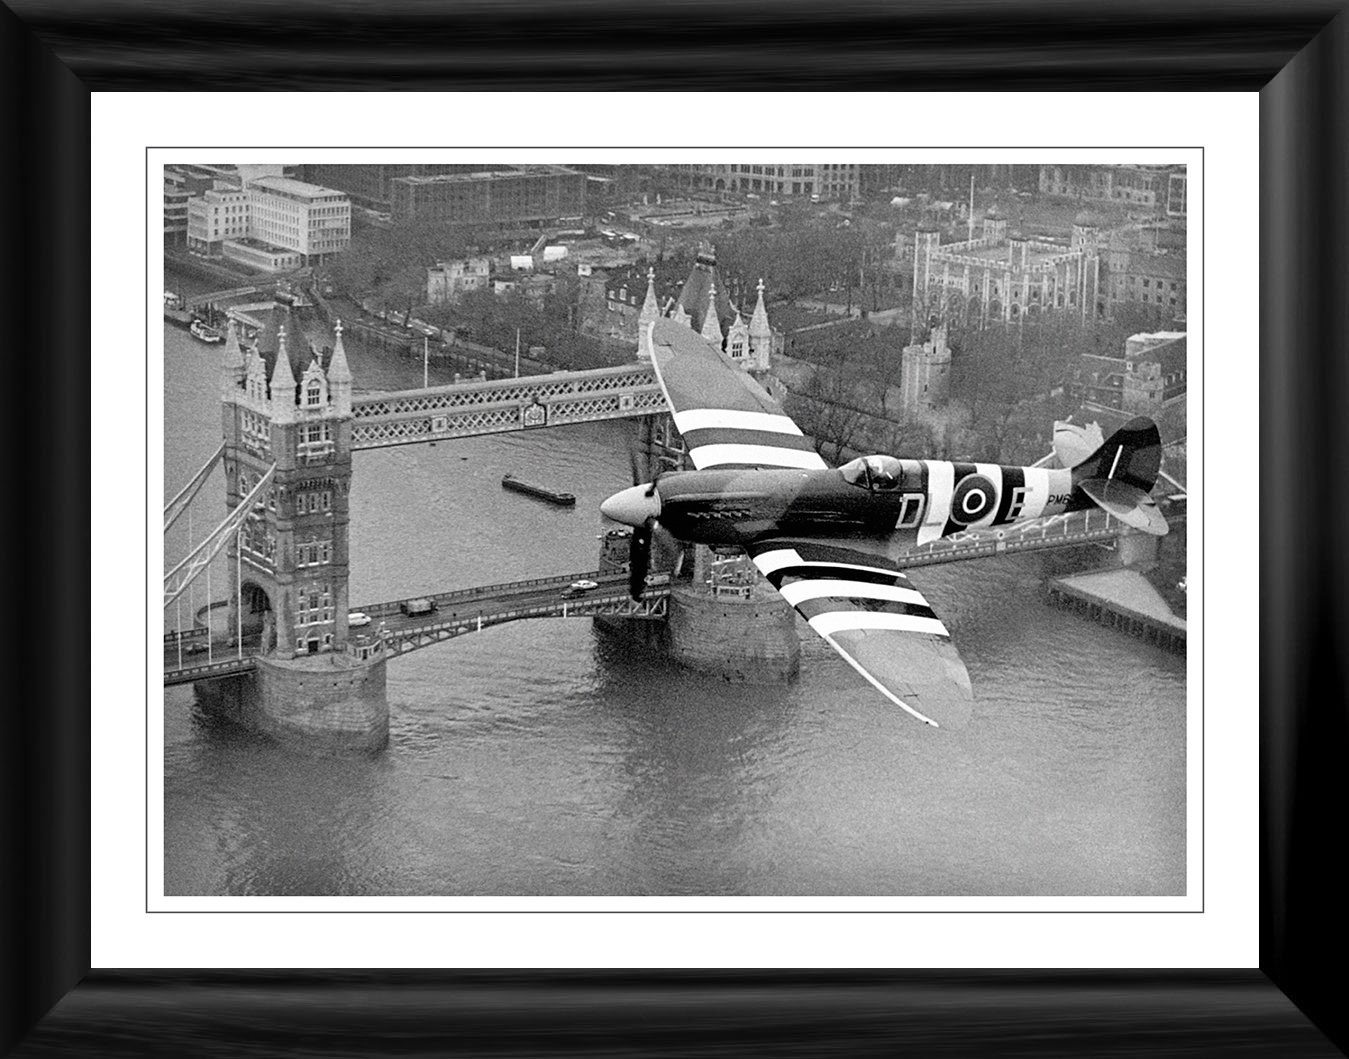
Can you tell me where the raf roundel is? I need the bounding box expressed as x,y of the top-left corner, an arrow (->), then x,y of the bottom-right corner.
950,473 -> 997,525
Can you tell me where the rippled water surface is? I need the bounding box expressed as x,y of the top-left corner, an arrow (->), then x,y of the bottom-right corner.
162,300 -> 1186,898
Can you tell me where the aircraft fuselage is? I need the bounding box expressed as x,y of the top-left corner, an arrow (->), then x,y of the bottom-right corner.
652,458 -> 1085,550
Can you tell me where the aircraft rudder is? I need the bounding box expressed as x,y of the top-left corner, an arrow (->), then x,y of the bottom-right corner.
1070,416 -> 1162,493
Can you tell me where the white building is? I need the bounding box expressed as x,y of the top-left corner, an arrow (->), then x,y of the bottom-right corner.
186,184 -> 250,255
426,257 -> 491,304
245,176 -> 351,265
185,173 -> 351,272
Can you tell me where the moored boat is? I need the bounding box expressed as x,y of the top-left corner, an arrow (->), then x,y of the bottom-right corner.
501,474 -> 576,506
189,318 -> 224,344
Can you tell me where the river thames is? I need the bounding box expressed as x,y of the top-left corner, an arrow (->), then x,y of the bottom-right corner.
161,294 -> 1186,898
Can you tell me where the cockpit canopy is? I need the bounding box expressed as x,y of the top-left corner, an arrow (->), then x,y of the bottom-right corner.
839,455 -> 911,491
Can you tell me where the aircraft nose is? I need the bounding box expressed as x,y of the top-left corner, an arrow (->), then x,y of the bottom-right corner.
600,484 -> 661,527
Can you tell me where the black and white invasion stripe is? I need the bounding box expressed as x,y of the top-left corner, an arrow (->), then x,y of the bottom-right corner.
750,543 -> 950,639
673,408 -> 826,470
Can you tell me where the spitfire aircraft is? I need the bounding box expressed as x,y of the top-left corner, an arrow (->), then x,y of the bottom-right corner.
600,318 -> 1170,730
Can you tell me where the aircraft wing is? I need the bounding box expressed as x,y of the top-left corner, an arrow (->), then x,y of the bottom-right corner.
647,318 -> 827,472
746,537 -> 973,729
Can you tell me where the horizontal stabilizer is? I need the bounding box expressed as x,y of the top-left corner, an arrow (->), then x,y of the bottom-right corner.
1078,478 -> 1169,536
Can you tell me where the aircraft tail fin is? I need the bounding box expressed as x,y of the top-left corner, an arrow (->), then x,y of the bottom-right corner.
1069,417 -> 1168,535
1070,416 -> 1163,492
1051,419 -> 1104,469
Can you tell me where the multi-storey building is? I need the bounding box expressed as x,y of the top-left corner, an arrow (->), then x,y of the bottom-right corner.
426,257 -> 492,304
1072,331 -> 1187,416
246,176 -> 351,266
1166,171 -> 1187,219
300,164 -> 491,213
858,164 -> 1039,199
578,261 -> 685,343
388,166 -> 588,228
164,166 -> 218,247
181,173 -> 351,270
1038,164 -> 1186,217
185,184 -> 251,255
657,164 -> 859,201
1099,224 -> 1187,320
164,183 -> 192,248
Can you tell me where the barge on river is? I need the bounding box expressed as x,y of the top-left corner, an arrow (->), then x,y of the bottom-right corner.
501,474 -> 576,507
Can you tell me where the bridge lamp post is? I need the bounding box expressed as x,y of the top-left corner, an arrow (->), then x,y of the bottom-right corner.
205,546 -> 212,664
236,524 -> 243,661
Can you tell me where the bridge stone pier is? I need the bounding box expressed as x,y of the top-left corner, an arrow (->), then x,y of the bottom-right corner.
206,317 -> 389,752
194,655 -> 388,754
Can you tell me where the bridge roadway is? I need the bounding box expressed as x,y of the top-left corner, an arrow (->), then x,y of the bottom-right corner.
163,569 -> 667,686
162,505 -> 1182,687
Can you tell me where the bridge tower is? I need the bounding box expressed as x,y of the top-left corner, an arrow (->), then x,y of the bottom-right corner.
221,316 -> 356,659
612,256 -> 800,683
207,316 -> 387,752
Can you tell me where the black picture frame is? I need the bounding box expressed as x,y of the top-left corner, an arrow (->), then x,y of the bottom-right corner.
3,1 -> 1346,1054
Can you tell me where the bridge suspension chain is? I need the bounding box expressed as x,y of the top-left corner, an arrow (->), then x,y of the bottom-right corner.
163,463 -> 275,609
163,442 -> 225,533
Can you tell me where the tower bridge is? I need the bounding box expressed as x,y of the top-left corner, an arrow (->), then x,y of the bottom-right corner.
165,255 -> 1171,752
349,363 -> 663,449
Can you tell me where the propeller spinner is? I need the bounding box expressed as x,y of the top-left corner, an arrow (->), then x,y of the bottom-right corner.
601,484 -> 662,600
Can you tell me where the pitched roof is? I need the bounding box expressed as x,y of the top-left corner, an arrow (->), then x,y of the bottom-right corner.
673,254 -> 736,334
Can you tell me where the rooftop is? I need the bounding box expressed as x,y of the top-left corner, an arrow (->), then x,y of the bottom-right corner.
1129,334 -> 1186,375
945,240 -> 1073,266
1129,253 -> 1187,281
249,175 -> 345,199
396,165 -> 581,186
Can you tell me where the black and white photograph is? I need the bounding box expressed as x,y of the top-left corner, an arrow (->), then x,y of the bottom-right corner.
5,0 -> 1344,1045
160,157 -> 1193,899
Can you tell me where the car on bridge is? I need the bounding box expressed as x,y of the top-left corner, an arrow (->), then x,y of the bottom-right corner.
348,611 -> 372,627
400,598 -> 437,616
561,579 -> 599,598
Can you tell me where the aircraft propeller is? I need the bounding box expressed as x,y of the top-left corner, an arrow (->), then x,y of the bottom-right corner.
613,433 -> 669,601
628,517 -> 654,600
